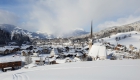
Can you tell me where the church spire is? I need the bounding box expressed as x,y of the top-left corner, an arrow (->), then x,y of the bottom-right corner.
90,21 -> 93,39
89,21 -> 93,51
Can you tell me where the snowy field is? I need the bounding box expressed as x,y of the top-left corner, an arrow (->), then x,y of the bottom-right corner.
99,31 -> 140,49
0,59 -> 140,80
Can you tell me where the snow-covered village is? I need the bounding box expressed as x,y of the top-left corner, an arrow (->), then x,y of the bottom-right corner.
0,0 -> 140,80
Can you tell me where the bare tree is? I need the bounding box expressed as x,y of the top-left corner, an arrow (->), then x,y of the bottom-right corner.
25,53 -> 32,65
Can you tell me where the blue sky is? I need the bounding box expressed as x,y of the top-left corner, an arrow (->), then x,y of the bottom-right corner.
0,0 -> 140,34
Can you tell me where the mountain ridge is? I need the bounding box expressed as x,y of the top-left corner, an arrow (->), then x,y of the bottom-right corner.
0,24 -> 89,39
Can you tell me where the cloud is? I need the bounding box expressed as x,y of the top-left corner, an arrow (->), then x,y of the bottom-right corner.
0,9 -> 19,25
22,0 -> 94,34
97,15 -> 140,30
5,0 -> 140,35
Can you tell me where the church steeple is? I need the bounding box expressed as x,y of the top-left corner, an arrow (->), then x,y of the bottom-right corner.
90,21 -> 93,39
89,21 -> 93,51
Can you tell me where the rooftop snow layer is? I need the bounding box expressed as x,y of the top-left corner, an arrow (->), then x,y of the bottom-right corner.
88,45 -> 107,57
0,56 -> 22,63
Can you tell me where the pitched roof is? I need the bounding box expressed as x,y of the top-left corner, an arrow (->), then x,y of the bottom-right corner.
88,45 -> 107,58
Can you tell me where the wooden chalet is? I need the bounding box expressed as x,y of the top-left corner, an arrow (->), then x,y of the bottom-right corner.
0,46 -> 20,55
0,56 -> 22,72
0,48 -> 9,55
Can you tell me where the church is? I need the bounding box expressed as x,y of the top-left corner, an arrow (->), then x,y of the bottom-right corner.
88,21 -> 107,60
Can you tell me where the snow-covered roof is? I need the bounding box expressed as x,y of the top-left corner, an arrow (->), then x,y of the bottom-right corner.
20,45 -> 30,50
88,45 -> 107,58
4,46 -> 19,48
83,50 -> 88,54
0,46 -> 19,51
50,48 -> 59,56
62,52 -> 77,56
31,48 -> 42,53
84,45 -> 89,49
0,48 -> 7,52
49,57 -> 56,62
21,50 -> 32,53
4,47 -> 14,50
0,56 -> 22,63
69,49 -> 75,53
133,49 -> 138,52
68,46 -> 74,48
76,52 -> 83,56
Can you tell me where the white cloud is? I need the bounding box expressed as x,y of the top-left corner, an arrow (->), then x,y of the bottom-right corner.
97,15 -> 140,30
0,9 -> 19,25
17,0 -> 140,35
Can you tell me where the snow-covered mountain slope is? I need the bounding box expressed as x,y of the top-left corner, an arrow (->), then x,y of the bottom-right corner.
0,24 -> 29,35
103,20 -> 140,31
95,31 -> 140,49
0,60 -> 140,80
0,24 -> 88,39
70,28 -> 89,37
0,24 -> 53,39
57,28 -> 89,38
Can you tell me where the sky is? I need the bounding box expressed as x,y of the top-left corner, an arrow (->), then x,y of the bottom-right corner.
0,0 -> 140,35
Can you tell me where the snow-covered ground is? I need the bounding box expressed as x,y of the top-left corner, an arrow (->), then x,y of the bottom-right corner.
0,59 -> 140,80
0,31 -> 140,80
98,31 -> 140,49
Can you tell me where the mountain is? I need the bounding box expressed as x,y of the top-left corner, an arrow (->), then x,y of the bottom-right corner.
0,24 -> 30,45
55,28 -> 89,38
0,24 -> 89,40
103,20 -> 140,31
0,24 -> 55,40
36,31 -> 55,39
67,28 -> 89,37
